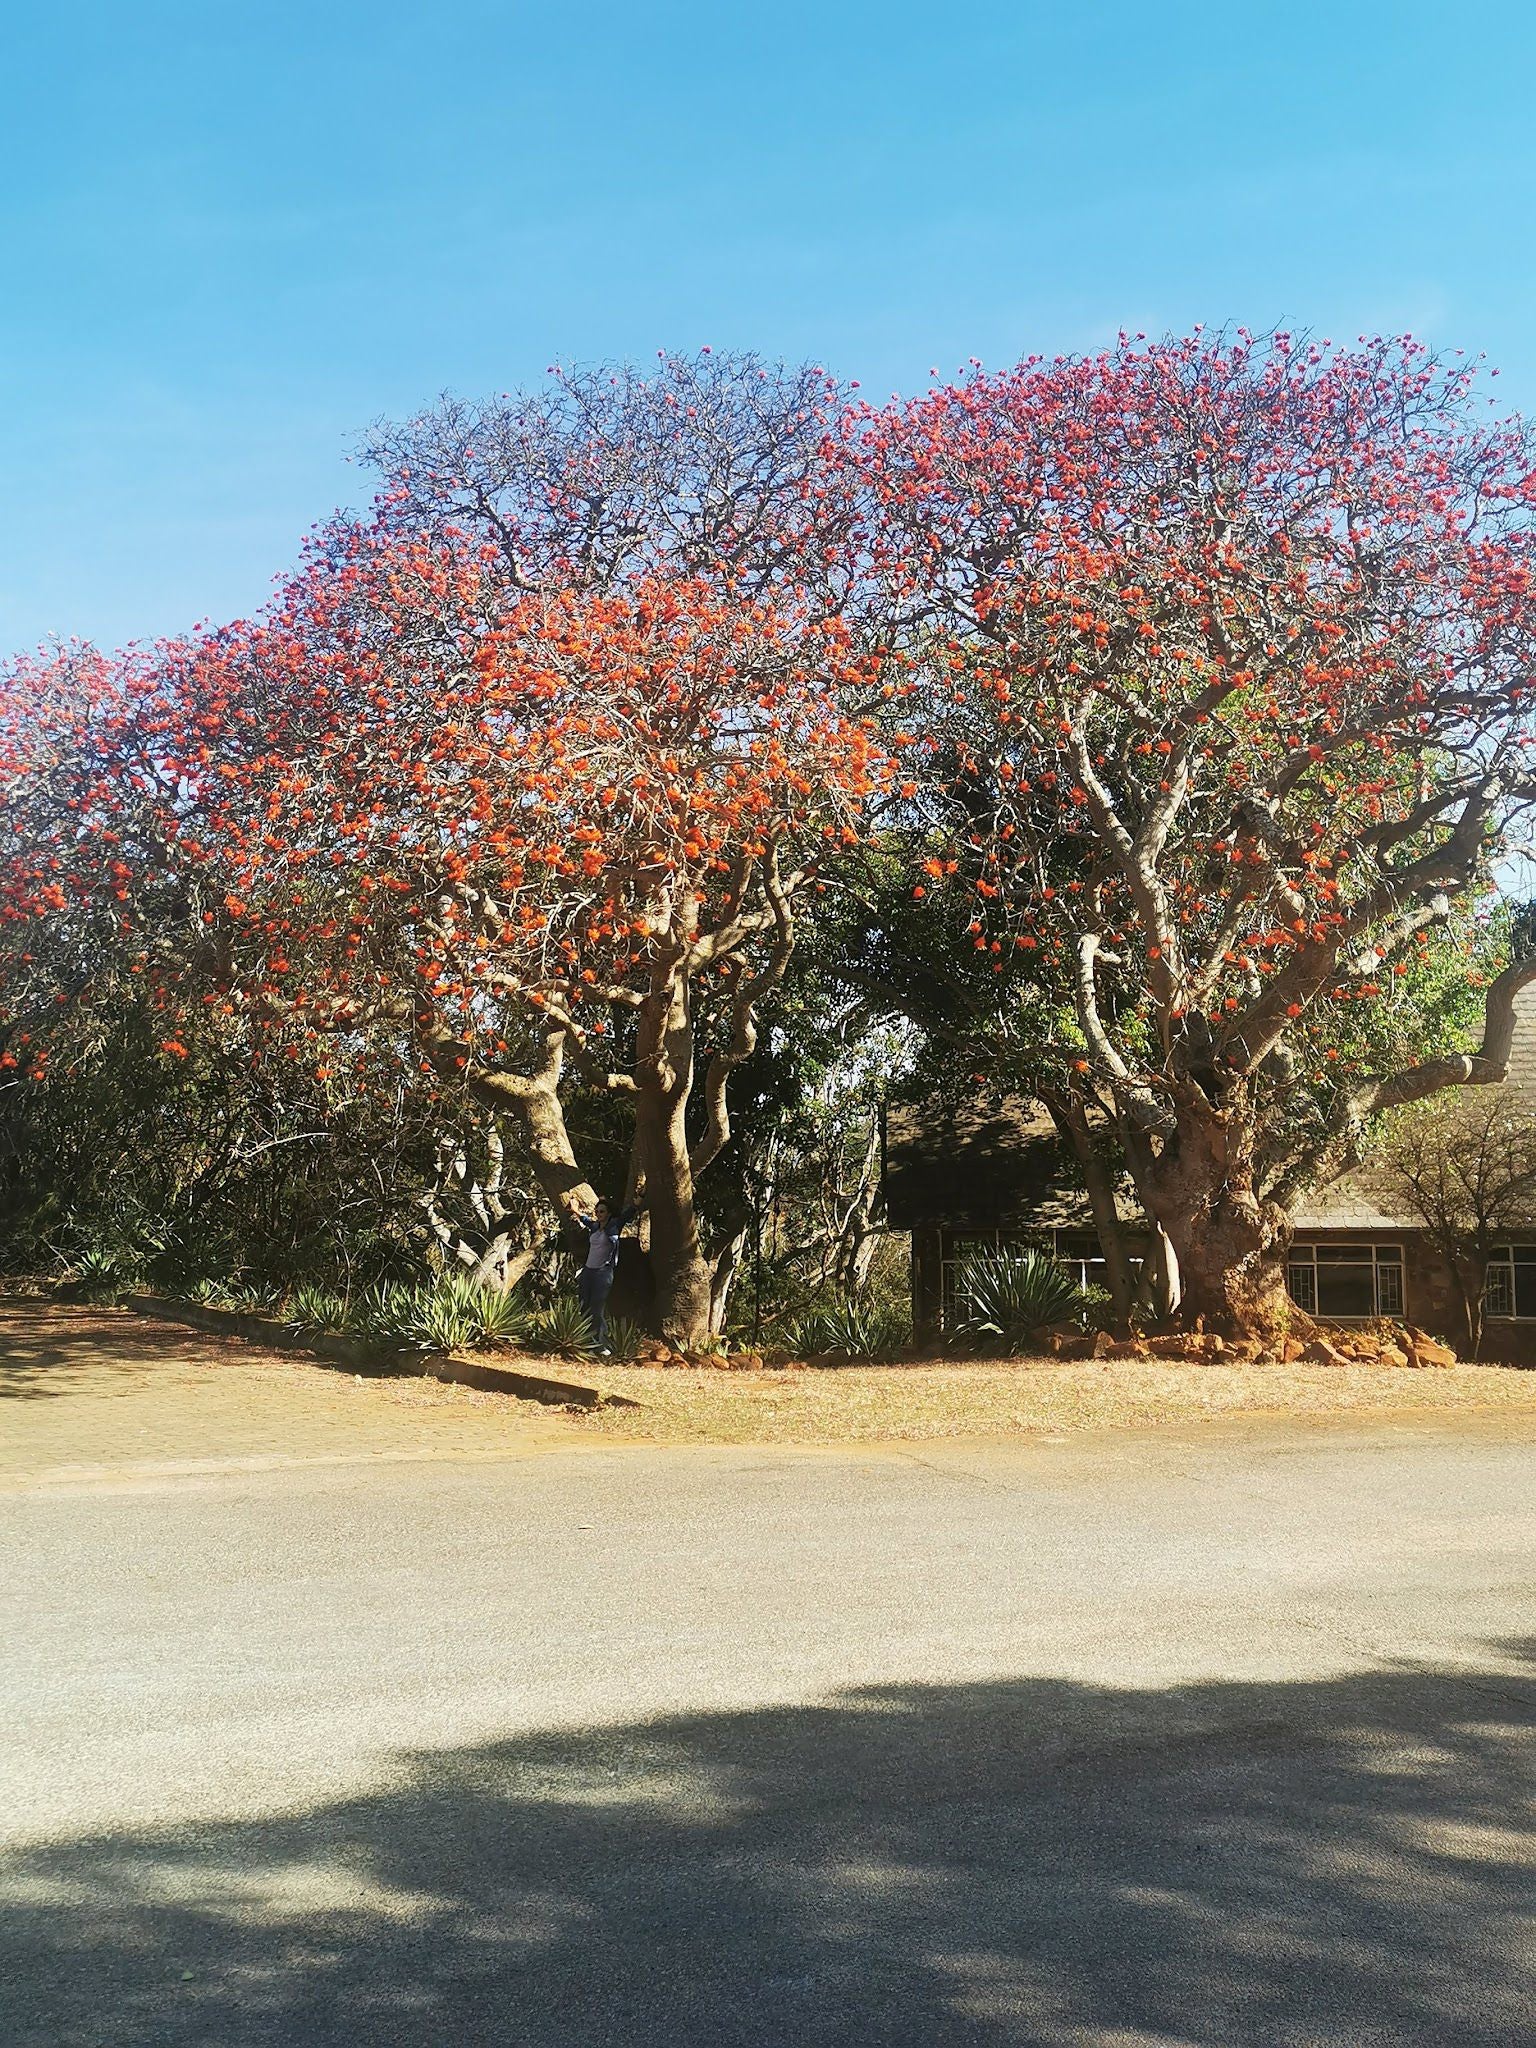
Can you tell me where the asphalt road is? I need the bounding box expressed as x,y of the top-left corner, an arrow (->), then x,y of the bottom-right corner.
2,1413 -> 1533,2046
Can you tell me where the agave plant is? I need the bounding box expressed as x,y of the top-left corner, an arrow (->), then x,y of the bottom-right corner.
786,1297 -> 910,1359
950,1247 -> 1106,1351
344,1273 -> 531,1353
602,1316 -> 644,1362
455,1275 -> 531,1347
223,1278 -> 284,1314
62,1245 -> 144,1306
282,1284 -> 349,1335
348,1282 -> 420,1344
524,1295 -> 597,1358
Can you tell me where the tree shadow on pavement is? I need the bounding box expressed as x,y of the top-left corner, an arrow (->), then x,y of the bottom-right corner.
0,1301 -> 243,1400
2,1647 -> 1532,2047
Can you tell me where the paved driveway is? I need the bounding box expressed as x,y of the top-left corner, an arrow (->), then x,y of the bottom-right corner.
2,1415 -> 1533,2046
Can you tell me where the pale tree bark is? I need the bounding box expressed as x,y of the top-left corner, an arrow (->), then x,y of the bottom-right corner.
709,1228 -> 748,1336
1147,1093 -> 1295,1342
1039,1087 -> 1137,1331
631,959 -> 714,1346
1060,746 -> 1536,1340
421,1123 -> 543,1292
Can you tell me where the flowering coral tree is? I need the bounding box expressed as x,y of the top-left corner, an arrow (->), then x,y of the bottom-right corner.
1,357 -> 897,1345
856,332 -> 1536,1340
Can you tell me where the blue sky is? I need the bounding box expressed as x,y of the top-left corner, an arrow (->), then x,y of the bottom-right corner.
3,0 -> 1533,652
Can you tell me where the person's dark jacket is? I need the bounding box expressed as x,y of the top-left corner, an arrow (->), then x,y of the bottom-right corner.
573,1204 -> 637,1279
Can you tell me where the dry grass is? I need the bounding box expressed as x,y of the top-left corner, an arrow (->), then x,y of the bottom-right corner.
10,1297 -> 1534,1476
562,1355 -> 1536,1445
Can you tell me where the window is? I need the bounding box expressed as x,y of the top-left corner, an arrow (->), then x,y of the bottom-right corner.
1286,1244 -> 1404,1320
1286,1259 -> 1317,1316
1053,1230 -> 1145,1295
1483,1246 -> 1536,1319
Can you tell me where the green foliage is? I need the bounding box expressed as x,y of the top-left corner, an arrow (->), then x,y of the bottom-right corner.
282,1284 -> 350,1335
786,1296 -> 910,1358
524,1295 -> 597,1357
401,1278 -> 488,1353
458,1276 -> 534,1347
333,1273 -> 531,1352
223,1279 -> 284,1314
347,1282 -> 421,1344
59,1244 -> 144,1305
951,1247 -> 1107,1352
603,1316 -> 644,1362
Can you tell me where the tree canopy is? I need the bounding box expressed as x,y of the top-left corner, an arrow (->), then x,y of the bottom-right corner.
5,332 -> 1535,1346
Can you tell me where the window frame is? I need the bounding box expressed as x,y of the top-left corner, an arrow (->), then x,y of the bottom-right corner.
1286,1242 -> 1405,1321
1483,1245 -> 1536,1320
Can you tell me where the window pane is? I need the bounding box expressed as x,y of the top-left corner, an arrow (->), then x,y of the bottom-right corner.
1316,1262 -> 1375,1317
1514,1266 -> 1536,1320
1376,1263 -> 1403,1317
1485,1262 -> 1514,1318
1287,1263 -> 1317,1315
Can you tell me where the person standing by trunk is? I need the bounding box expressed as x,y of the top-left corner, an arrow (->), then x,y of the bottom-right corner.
573,1198 -> 637,1354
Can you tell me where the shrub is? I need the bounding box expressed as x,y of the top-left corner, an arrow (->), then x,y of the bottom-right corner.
223,1278 -> 284,1314
60,1244 -> 144,1306
336,1273 -> 532,1352
786,1296 -> 910,1359
603,1315 -> 644,1362
282,1283 -> 350,1335
524,1295 -> 597,1357
348,1282 -> 420,1344
457,1275 -> 533,1347
951,1247 -> 1108,1352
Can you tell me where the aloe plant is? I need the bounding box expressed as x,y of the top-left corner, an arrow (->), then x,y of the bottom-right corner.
786,1297 -> 910,1358
282,1284 -> 350,1335
950,1246 -> 1107,1351
524,1295 -> 597,1357
62,1245 -> 143,1306
602,1315 -> 644,1362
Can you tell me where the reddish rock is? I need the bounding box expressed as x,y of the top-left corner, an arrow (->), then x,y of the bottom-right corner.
1300,1337 -> 1350,1367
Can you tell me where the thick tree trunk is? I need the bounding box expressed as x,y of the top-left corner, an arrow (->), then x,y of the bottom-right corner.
635,1092 -> 713,1343
463,1031 -> 599,1231
1148,1105 -> 1294,1344
633,969 -> 715,1350
1165,1199 -> 1293,1342
510,1081 -> 598,1227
